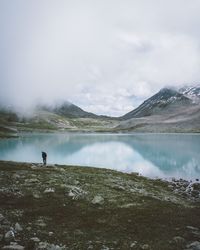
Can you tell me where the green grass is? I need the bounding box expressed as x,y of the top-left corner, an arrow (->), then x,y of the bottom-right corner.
0,161 -> 199,249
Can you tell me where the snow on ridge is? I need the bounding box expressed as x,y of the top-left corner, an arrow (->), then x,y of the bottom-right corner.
179,85 -> 200,103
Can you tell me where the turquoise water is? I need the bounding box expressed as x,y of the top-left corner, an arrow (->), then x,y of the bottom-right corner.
0,133 -> 200,180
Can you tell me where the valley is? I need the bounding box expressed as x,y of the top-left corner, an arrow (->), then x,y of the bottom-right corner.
1,85 -> 200,136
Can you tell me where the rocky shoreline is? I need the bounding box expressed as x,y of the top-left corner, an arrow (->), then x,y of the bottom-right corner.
0,161 -> 200,250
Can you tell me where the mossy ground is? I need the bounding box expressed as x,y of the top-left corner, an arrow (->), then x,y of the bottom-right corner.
0,161 -> 200,249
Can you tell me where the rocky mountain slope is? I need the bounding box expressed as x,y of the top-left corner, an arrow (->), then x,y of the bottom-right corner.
0,103 -> 118,136
116,104 -> 200,132
116,86 -> 200,132
179,85 -> 200,103
121,88 -> 193,120
41,102 -> 99,119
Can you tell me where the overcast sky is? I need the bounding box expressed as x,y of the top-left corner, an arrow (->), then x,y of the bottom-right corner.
0,0 -> 200,116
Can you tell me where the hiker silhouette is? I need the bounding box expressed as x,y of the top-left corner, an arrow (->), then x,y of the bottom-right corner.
42,151 -> 47,165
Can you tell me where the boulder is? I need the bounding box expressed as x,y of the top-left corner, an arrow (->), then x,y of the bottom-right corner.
5,229 -> 15,242
130,241 -> 138,248
186,226 -> 199,231
15,223 -> 23,232
187,241 -> 200,250
91,195 -> 104,205
44,188 -> 55,193
140,244 -> 150,249
36,242 -> 64,250
67,186 -> 87,200
30,237 -> 40,243
173,236 -> 185,244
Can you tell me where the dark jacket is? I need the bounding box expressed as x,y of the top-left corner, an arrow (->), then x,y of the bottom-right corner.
42,152 -> 47,159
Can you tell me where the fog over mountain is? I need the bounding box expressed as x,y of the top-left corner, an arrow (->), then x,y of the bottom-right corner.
1,0 -> 200,116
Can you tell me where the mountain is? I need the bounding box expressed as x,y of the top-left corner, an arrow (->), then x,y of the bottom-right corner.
116,104 -> 200,133
0,102 -> 118,135
41,102 -> 99,119
1,85 -> 200,134
116,85 -> 200,132
121,88 -> 192,120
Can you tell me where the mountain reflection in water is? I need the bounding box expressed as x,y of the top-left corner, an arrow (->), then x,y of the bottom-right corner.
0,133 -> 199,180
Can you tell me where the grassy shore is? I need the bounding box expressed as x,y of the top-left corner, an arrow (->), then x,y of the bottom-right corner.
0,161 -> 200,250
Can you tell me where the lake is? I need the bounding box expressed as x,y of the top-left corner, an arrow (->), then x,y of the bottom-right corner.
0,133 -> 200,180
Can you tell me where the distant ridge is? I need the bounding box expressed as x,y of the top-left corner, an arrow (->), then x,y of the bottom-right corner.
121,88 -> 192,120
41,102 -> 99,119
1,85 -> 200,133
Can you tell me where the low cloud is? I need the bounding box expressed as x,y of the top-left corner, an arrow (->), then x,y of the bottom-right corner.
0,0 -> 200,115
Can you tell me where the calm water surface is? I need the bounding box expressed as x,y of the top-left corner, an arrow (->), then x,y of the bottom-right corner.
0,133 -> 200,180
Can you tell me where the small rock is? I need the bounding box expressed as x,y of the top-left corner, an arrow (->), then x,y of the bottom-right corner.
5,229 -> 15,242
44,188 -> 55,193
173,236 -> 185,244
120,203 -> 136,208
186,226 -> 199,231
2,243 -> 25,250
87,245 -> 94,249
74,229 -> 84,236
48,244 -> 64,250
130,241 -> 137,248
68,186 -> 87,200
140,244 -> 150,249
48,232 -> 54,236
15,223 -> 23,232
186,241 -> 200,250
30,237 -> 40,242
101,245 -> 109,250
92,195 -> 104,205
31,164 -> 41,169
112,185 -> 126,191
37,242 -> 64,250
12,174 -> 20,179
36,220 -> 46,228
37,241 -> 48,249
25,178 -> 39,183
33,193 -> 41,199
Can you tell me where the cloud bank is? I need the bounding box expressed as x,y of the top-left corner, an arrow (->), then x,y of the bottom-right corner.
1,0 -> 200,116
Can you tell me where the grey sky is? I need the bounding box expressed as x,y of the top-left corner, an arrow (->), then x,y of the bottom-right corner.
0,0 -> 200,116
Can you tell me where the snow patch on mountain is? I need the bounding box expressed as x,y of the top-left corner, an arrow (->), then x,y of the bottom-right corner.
179,85 -> 200,103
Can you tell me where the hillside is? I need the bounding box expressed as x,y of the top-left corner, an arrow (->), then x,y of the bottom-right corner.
116,104 -> 200,133
0,104 -> 118,137
116,86 -> 200,133
121,88 -> 193,120
41,102 -> 99,119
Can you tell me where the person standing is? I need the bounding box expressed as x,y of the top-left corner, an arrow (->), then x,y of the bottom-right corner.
42,151 -> 47,165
